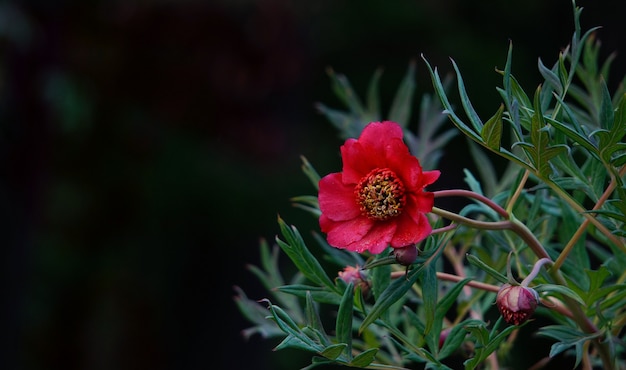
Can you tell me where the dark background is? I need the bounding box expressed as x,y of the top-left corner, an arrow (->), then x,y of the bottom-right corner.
2,1 -> 625,369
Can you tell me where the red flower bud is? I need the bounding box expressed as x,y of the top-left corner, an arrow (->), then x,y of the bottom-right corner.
496,284 -> 539,325
392,245 -> 418,266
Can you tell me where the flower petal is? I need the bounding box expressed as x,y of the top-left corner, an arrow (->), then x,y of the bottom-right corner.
420,170 -> 441,187
390,212 -> 432,247
323,215 -> 374,250
407,191 -> 435,214
341,140 -> 378,184
358,121 -> 404,153
348,221 -> 396,254
318,173 -> 361,221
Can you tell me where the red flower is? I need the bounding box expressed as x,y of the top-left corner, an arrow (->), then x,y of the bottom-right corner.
318,121 -> 440,254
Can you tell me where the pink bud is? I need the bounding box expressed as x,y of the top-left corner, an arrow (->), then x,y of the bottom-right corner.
338,265 -> 371,296
496,284 -> 539,325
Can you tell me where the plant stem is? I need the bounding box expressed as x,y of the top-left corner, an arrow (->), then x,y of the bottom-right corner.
544,177 -> 626,253
520,258 -> 552,286
432,207 -> 551,260
552,165 -> 626,271
505,169 -> 529,214
434,189 -> 509,218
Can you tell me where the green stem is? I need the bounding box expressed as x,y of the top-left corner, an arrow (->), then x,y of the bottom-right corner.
505,169 -> 529,214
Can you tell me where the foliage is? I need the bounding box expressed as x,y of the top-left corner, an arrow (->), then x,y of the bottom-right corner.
235,2 -> 626,369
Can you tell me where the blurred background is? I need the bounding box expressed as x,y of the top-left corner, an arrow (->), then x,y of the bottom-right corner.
2,1 -> 625,369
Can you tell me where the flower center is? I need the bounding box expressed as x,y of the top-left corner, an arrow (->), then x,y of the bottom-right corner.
355,168 -> 406,221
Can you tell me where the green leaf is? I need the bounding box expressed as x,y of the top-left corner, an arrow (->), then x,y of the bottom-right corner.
315,102 -> 360,138
593,93 -> 626,165
598,76 -> 614,131
517,85 -> 569,177
359,262 -> 425,333
277,285 -> 341,305
370,254 -> 392,303
533,284 -> 585,305
451,58 -> 483,133
326,68 -> 366,118
349,348 -> 379,367
538,57 -> 563,96
336,283 -> 354,359
264,300 -> 323,352
421,262 -> 438,338
305,291 -> 331,346
388,60 -> 416,127
233,286 -> 285,339
481,104 -> 504,150
438,319 -> 483,360
299,155 -> 321,190
421,55 -> 482,143
276,217 -> 338,292
320,343 -> 347,360
466,253 -> 508,284
536,325 -> 603,368
366,67 -> 384,121
427,278 -> 472,356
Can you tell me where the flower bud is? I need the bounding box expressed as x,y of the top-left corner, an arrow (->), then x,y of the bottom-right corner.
392,245 -> 418,266
496,283 -> 539,325
338,265 -> 371,297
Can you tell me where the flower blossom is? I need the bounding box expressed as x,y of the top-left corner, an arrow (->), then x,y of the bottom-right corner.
318,121 -> 440,254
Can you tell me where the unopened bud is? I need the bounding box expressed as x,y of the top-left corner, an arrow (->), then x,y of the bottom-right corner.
496,283 -> 539,325
392,245 -> 418,266
338,265 -> 370,297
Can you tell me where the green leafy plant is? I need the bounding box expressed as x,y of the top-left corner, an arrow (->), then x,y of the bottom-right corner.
235,1 -> 626,369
